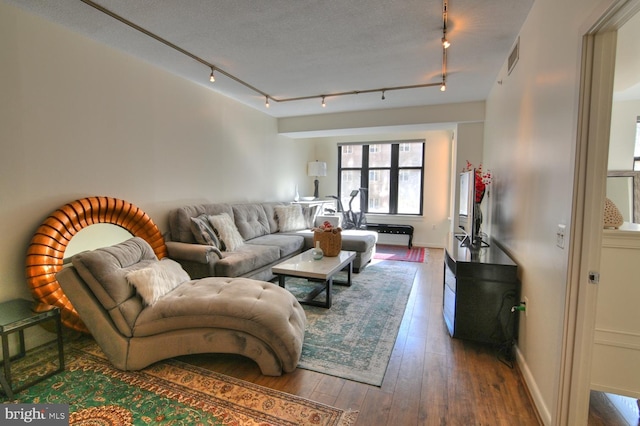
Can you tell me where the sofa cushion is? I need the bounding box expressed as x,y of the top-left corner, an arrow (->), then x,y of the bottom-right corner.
72,237 -> 157,337
126,258 -> 191,306
208,213 -> 245,251
274,204 -> 306,232
232,204 -> 270,240
290,229 -> 378,252
189,214 -> 221,247
215,244 -> 280,277
246,234 -> 304,258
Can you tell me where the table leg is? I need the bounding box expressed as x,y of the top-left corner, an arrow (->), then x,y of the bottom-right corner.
18,330 -> 26,358
1,334 -> 13,399
55,313 -> 65,372
332,261 -> 353,287
278,275 -> 285,288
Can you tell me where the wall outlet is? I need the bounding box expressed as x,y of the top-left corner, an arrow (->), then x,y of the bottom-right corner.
556,224 -> 566,249
523,296 -> 529,317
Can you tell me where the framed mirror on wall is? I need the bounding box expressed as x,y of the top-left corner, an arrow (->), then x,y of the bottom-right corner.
606,170 -> 640,223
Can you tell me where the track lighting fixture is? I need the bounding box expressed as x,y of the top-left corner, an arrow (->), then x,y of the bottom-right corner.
80,0 -> 450,110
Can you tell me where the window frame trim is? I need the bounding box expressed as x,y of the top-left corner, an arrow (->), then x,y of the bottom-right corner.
337,139 -> 425,215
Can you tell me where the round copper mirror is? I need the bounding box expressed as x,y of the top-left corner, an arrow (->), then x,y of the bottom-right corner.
25,197 -> 167,332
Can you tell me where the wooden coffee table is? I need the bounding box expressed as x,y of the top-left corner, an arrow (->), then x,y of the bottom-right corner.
272,250 -> 356,308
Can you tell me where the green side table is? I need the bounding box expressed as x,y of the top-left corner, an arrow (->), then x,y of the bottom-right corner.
0,298 -> 64,399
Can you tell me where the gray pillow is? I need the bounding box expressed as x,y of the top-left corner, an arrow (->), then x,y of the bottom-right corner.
208,213 -> 244,251
275,204 -> 307,232
302,205 -> 320,229
189,214 -> 221,248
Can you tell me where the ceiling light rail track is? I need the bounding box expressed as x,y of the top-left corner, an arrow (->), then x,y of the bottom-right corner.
80,0 -> 450,108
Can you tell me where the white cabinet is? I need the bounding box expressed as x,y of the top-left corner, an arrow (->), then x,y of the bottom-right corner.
591,222 -> 640,398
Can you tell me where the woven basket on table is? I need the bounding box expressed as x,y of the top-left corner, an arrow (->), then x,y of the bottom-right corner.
313,228 -> 342,257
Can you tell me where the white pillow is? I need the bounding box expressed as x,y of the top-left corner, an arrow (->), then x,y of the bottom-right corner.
208,213 -> 244,251
126,258 -> 190,306
275,204 -> 307,232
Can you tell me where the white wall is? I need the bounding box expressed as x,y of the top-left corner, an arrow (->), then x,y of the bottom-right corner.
609,99 -> 640,170
0,2 -> 310,345
483,0 -> 617,423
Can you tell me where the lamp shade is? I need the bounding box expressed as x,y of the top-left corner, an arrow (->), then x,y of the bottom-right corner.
308,161 -> 327,177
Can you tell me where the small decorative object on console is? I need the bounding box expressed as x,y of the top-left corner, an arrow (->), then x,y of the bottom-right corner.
463,161 -> 492,203
313,221 -> 342,257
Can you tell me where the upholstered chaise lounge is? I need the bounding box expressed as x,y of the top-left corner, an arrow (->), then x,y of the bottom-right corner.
56,237 -> 306,375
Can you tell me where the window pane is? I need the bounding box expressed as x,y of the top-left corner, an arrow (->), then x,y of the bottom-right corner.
399,142 -> 423,167
398,169 -> 422,214
341,145 -> 362,167
368,169 -> 390,213
340,170 -> 361,211
369,144 -> 391,167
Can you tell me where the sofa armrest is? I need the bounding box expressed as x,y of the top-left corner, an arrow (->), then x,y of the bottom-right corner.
166,241 -> 222,264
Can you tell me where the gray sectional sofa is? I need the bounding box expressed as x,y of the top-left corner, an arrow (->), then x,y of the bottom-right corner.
165,202 -> 378,281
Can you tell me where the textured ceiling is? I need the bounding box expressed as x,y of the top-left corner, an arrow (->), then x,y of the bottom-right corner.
7,0 -> 536,118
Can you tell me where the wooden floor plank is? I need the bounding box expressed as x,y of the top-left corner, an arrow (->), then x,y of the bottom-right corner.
180,250 -> 624,425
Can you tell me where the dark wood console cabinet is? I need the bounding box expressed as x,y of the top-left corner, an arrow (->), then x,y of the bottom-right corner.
443,237 -> 520,345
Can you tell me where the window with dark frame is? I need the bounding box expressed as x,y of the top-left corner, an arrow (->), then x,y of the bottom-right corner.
338,140 -> 425,215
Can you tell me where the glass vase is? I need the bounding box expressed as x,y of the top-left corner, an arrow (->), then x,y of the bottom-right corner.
311,241 -> 324,260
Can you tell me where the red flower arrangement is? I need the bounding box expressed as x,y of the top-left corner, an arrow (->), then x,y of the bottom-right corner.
463,161 -> 492,203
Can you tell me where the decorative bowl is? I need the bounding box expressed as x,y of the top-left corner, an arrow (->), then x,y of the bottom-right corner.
301,196 -> 316,201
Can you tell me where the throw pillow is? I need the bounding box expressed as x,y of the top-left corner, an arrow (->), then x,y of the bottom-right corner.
302,205 -> 320,229
275,204 -> 307,232
126,258 -> 191,306
208,213 -> 245,251
189,214 -> 221,248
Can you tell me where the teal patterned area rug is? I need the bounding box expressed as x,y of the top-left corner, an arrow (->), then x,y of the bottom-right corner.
286,260 -> 417,386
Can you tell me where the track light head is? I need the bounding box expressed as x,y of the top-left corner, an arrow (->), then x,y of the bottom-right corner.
321,96 -> 326,108
442,37 -> 450,49
265,96 -> 270,108
440,82 -> 446,92
381,91 -> 386,100
209,68 -> 215,83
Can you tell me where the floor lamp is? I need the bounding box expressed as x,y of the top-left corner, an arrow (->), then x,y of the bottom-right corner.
308,161 -> 327,199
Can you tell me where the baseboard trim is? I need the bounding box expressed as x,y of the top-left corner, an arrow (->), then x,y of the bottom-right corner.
515,344 -> 551,425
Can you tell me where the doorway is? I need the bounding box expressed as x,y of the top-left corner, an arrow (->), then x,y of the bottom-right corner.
562,1 -> 640,424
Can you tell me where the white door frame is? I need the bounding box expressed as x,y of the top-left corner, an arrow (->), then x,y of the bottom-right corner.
560,1 -> 640,424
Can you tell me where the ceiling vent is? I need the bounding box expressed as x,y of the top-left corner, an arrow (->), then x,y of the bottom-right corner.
508,37 -> 520,75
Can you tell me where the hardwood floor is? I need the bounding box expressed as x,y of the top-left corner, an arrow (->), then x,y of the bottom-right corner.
181,249 -> 634,425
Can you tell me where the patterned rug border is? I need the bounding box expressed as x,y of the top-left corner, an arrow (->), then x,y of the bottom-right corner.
7,339 -> 358,426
